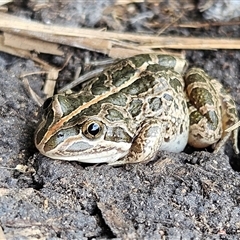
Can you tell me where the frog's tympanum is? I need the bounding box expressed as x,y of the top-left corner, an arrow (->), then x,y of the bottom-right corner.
34,54 -> 239,165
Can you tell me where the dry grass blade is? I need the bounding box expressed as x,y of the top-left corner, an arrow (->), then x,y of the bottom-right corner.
4,32 -> 63,55
0,12 -> 240,60
225,121 -> 240,132
22,78 -> 44,107
59,67 -> 106,92
0,0 -> 12,6
0,226 -> 6,240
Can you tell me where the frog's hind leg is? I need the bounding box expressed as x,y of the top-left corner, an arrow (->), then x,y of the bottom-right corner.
185,68 -> 239,154
210,79 -> 239,154
185,68 -> 223,150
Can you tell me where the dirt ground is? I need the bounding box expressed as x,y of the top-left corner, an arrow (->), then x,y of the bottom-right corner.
1,1 -> 240,239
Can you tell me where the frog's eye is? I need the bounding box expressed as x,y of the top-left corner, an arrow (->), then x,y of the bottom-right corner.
42,97 -> 53,110
82,120 -> 103,139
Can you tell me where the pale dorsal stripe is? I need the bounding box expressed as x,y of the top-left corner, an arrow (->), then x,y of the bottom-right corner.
44,62 -> 149,141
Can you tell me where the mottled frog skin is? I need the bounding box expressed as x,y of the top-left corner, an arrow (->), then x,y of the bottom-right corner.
34,54 -> 239,165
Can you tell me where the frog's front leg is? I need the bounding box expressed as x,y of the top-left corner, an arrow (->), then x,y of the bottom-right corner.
185,68 -> 239,154
109,119 -> 163,165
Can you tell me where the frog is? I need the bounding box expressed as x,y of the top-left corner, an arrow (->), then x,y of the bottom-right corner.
34,54 -> 239,165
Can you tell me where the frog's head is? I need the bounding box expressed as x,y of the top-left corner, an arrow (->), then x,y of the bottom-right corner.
34,94 -> 132,163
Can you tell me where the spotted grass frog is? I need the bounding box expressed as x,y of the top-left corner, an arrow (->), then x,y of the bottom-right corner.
34,54 -> 239,165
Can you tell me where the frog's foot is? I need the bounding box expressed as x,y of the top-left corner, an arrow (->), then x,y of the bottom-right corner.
225,122 -> 240,154
109,119 -> 163,166
213,128 -> 239,154
212,131 -> 231,153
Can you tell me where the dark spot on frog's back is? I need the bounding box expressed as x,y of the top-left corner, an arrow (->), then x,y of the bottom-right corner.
57,95 -> 76,115
157,55 -> 177,69
129,99 -> 143,117
58,95 -> 94,116
91,74 -> 110,95
169,77 -> 183,93
80,101 -> 102,116
130,54 -> 151,68
103,92 -> 127,106
148,97 -> 162,111
121,74 -> 156,95
146,64 -> 168,73
106,109 -> 124,121
112,64 -> 135,87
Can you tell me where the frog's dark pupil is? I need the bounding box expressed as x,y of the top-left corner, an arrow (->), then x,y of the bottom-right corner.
57,132 -> 64,138
88,123 -> 100,136
42,97 -> 53,109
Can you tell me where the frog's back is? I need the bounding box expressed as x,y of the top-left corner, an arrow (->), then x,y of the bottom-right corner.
77,57 -> 187,126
